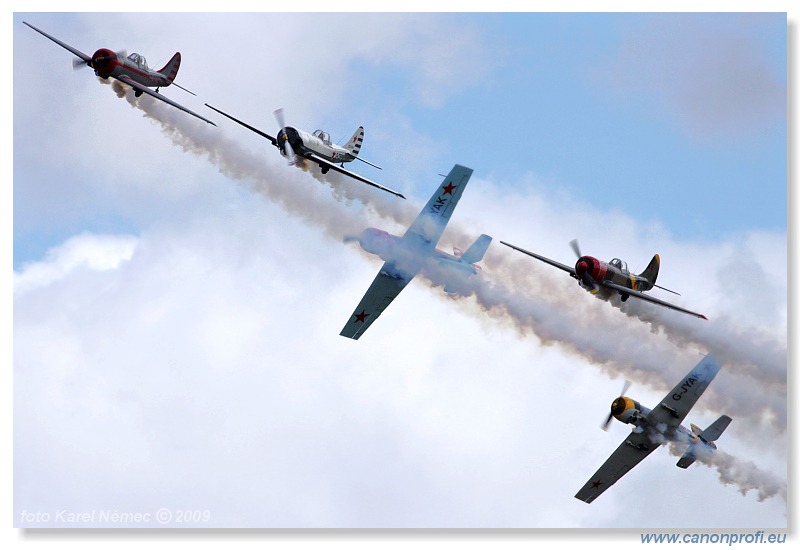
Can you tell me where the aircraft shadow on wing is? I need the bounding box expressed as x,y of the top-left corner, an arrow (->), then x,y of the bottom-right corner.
23,21 -> 216,126
575,354 -> 732,503
204,104 -> 405,199
340,164 -> 492,340
500,238 -> 708,320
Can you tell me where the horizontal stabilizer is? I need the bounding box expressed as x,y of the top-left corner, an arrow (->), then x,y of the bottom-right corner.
676,415 -> 731,469
460,234 -> 492,264
676,450 -> 697,469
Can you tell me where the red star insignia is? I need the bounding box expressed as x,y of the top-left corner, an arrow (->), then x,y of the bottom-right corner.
354,310 -> 370,323
442,182 -> 456,195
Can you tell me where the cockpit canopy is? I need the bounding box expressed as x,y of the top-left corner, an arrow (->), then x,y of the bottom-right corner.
128,53 -> 148,69
313,130 -> 331,145
609,258 -> 628,272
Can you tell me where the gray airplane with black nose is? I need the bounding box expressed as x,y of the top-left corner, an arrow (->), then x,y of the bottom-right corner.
575,354 -> 731,503
204,104 -> 404,199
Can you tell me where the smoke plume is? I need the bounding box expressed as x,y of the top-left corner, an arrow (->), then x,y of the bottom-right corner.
107,81 -> 787,501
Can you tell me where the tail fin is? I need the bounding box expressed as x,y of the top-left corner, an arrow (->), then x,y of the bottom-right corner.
637,254 -> 660,289
157,52 -> 181,83
344,127 -> 365,156
699,415 -> 732,443
459,234 -> 492,264
676,415 -> 731,469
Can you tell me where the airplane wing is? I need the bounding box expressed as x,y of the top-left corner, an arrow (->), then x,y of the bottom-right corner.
574,429 -> 659,503
601,280 -> 707,320
340,264 -> 415,340
402,165 -> 473,246
115,75 -> 216,126
304,152 -> 405,199
204,104 -> 277,145
23,21 -> 92,63
353,155 -> 382,170
644,355 -> 722,429
499,241 -> 576,276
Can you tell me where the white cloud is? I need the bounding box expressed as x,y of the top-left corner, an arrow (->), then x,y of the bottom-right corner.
14,233 -> 138,295
12,11 -> 787,530
13,155 -> 786,527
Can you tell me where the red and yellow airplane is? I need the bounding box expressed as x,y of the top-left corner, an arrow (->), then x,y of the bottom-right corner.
500,239 -> 707,320
23,21 -> 215,126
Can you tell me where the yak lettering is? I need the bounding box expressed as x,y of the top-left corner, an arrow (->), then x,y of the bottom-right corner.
430,196 -> 448,214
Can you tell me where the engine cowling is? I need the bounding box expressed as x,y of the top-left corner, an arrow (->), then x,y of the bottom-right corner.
610,396 -> 642,424
276,126 -> 302,155
354,228 -> 394,257
90,48 -> 119,77
575,255 -> 606,289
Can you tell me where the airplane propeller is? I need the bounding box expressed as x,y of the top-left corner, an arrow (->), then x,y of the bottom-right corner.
570,238 -> 599,290
274,108 -> 298,166
602,379 -> 632,431
569,238 -> 582,259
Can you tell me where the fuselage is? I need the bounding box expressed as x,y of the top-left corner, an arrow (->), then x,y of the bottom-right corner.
574,255 -> 652,294
90,49 -> 170,88
277,126 -> 354,164
611,396 -> 704,450
352,228 -> 481,280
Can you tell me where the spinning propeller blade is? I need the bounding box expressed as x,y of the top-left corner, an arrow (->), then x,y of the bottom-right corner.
273,108 -> 286,131
273,108 -> 298,165
569,239 -> 582,259
571,239 -> 598,290
72,57 -> 89,70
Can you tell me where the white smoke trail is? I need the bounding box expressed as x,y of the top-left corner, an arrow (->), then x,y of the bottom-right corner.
107,80 -> 415,243
106,83 -> 786,498
668,441 -> 787,503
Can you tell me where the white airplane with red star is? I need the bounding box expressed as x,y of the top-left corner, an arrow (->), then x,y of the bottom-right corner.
23,21 -> 216,126
340,164 -> 491,339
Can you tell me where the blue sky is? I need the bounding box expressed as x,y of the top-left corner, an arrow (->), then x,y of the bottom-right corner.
13,12 -> 786,267
9,8 -> 790,538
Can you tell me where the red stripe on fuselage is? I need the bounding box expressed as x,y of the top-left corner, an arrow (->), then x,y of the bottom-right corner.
113,60 -> 166,87
592,260 -> 608,283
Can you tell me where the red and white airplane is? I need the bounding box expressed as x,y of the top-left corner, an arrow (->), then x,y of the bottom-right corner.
23,21 -> 215,126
